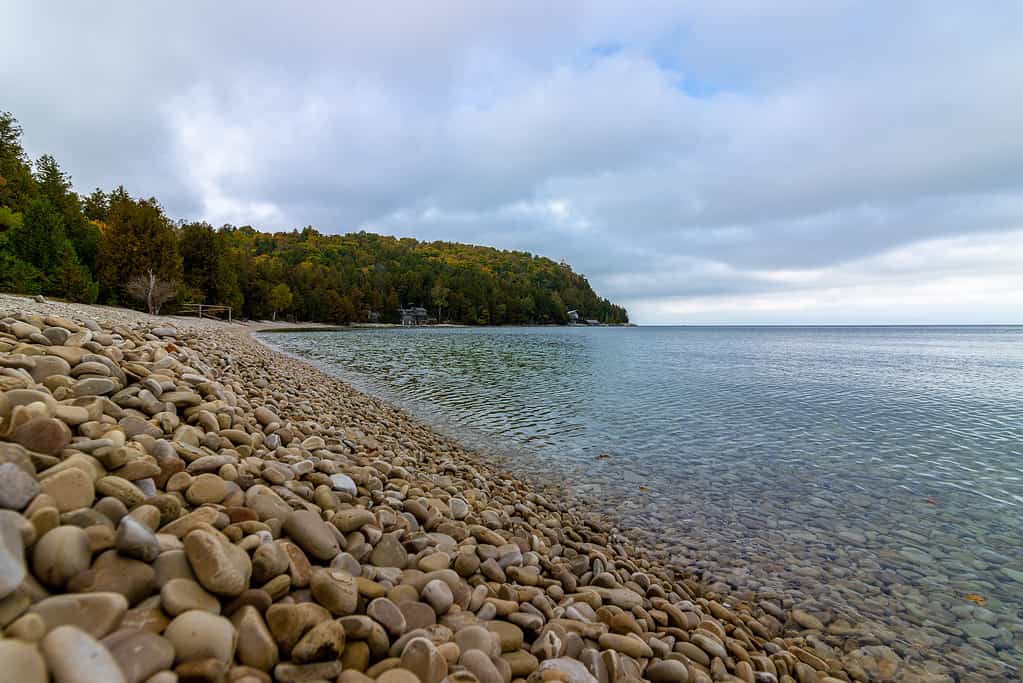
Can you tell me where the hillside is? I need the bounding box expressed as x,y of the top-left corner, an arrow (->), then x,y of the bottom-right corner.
0,111 -> 627,325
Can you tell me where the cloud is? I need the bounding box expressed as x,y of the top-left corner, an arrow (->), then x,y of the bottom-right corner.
2,1 -> 1021,323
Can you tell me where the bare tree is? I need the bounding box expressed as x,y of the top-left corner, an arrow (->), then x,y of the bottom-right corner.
126,269 -> 177,315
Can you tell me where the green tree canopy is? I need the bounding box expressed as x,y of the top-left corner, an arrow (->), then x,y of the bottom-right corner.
98,190 -> 182,303
0,111 -> 628,324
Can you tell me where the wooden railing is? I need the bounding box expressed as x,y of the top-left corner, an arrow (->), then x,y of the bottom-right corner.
178,303 -> 232,322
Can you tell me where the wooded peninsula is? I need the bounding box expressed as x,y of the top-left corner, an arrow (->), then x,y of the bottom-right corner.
0,112 -> 628,326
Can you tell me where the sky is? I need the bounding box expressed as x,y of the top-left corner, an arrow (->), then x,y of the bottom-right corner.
3,2 -> 1022,324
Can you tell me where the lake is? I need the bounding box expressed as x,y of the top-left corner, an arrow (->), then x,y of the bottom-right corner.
260,325 -> 1023,679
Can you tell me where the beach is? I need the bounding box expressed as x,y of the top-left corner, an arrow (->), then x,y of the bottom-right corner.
0,295 -> 917,683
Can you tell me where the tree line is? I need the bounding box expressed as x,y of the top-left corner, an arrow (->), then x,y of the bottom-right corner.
0,112 -> 629,325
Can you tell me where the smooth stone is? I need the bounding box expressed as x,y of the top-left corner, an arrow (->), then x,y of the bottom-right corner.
13,417 -> 72,454
116,516 -> 161,562
400,601 -> 437,631
462,649 -> 503,683
67,549 -> 156,606
102,629 -> 176,683
329,473 -> 357,495
371,533 -> 408,568
164,609 -> 237,663
185,474 -> 228,505
283,510 -> 340,562
251,541 -> 290,584
333,508 -> 375,533
233,604 -> 279,672
266,602 -> 333,654
368,597 -> 407,637
961,621 -> 1001,639
502,650 -> 540,678
0,638 -> 47,683
291,618 -> 347,663
244,485 -> 292,522
1002,567 -> 1023,583
39,467 -> 96,512
71,377 -> 117,397
456,626 -> 499,659
273,660 -> 342,683
94,476 -> 146,508
253,407 -> 278,426
310,569 -> 359,616
33,525 -> 91,588
0,510 -> 27,598
184,528 -> 252,596
421,579 -> 453,615
30,355 -> 72,381
538,658 -> 600,683
161,578 -> 222,616
399,636 -> 447,683
42,624 -> 127,683
377,669 -> 420,683
792,609 -> 825,631
0,461 -> 39,510
598,633 -> 652,659
418,552 -> 449,573
30,592 -> 128,637
487,621 -> 523,653
690,633 -> 727,660
449,499 -> 469,520
646,659 -> 690,683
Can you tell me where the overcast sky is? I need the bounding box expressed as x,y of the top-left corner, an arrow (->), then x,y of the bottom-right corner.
4,2 -> 1022,324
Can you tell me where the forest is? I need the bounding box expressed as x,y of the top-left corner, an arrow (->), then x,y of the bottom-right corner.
0,112 -> 628,325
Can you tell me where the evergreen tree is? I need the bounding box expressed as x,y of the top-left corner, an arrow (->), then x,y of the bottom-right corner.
0,111 -> 37,212
98,190 -> 182,303
82,188 -> 109,221
15,197 -> 66,274
34,153 -> 100,272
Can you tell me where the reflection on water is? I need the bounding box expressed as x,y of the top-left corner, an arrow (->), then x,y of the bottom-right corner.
262,325 -> 1023,679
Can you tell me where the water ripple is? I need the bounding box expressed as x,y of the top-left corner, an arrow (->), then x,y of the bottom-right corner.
264,325 -> 1023,678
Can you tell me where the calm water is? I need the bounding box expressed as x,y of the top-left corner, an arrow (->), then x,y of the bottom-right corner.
262,326 -> 1023,679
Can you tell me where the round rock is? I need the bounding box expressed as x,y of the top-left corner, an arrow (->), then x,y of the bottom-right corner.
164,609 -> 237,664
161,578 -> 221,616
311,569 -> 359,616
184,528 -> 252,596
0,461 -> 39,510
115,516 -> 160,562
0,639 -> 47,683
41,625 -> 127,683
421,579 -> 454,615
102,629 -> 175,683
283,510 -> 340,562
30,592 -> 128,638
13,417 -> 72,455
32,525 -> 91,588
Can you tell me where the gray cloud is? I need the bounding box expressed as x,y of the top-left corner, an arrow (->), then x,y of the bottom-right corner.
3,1 -> 1022,322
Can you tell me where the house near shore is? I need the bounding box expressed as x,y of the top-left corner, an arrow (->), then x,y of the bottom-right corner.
567,309 -> 580,323
399,306 -> 430,326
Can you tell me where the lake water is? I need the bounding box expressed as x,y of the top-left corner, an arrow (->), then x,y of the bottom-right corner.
260,325 -> 1023,680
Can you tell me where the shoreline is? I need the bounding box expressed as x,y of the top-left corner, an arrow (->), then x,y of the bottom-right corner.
0,293 -> 878,682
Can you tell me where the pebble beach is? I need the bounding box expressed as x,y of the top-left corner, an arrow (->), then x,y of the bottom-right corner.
0,295 -> 935,683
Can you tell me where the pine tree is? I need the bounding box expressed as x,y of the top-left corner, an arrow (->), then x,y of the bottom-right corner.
15,197 -> 66,273
98,190 -> 182,304
0,112 -> 37,212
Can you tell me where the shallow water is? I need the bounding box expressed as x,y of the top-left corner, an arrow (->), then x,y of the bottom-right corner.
262,325 -> 1023,679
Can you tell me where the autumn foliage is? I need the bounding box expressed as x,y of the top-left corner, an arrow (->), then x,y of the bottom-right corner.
0,112 -> 628,325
